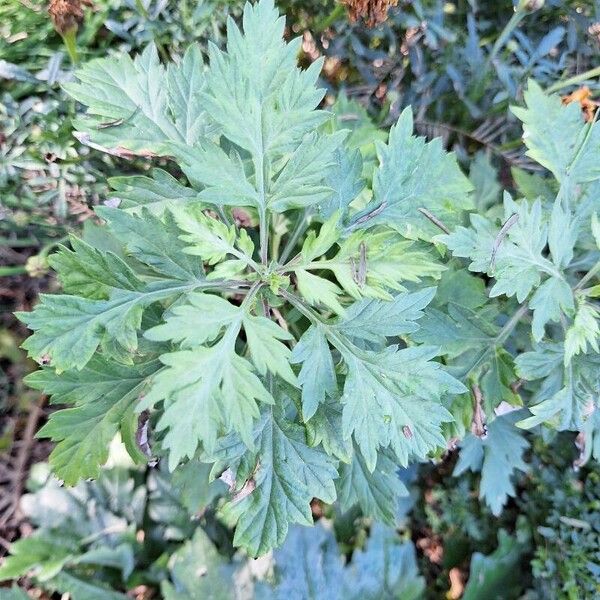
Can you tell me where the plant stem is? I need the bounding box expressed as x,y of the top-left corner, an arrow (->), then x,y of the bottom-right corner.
258,206 -> 268,265
61,28 -> 78,65
241,281 -> 264,310
487,8 -> 526,65
0,265 -> 27,276
496,303 -> 529,346
279,211 -> 311,264
547,66 -> 600,94
134,0 -> 149,19
575,261 -> 600,291
0,236 -> 38,248
314,3 -> 344,32
460,303 -> 529,379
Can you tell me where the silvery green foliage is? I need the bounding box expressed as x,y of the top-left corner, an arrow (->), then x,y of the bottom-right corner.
164,523 -> 424,600
16,0 -> 600,557
439,81 -> 600,434
17,0 -> 470,557
0,463 -> 425,599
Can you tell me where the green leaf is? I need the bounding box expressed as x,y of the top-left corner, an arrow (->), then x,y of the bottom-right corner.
299,230 -> 444,302
328,92 -> 388,161
462,530 -> 527,600
296,269 -> 346,315
338,445 -> 408,525
516,344 -> 600,430
166,44 -> 210,146
18,280 -> 200,371
564,300 -> 599,364
290,324 -> 337,420
145,292 -> 240,347
49,237 -> 142,300
0,587 -> 32,600
202,0 -> 327,158
0,467 -> 143,595
348,107 -> 473,240
512,80 -> 600,185
243,313 -> 298,385
216,408 -> 338,557
0,535 -> 74,581
255,524 -> 344,600
317,147 -> 365,222
108,168 -> 202,215
440,194 -> 558,303
142,315 -> 273,469
454,412 -> 529,516
548,199 -> 577,270
339,344 -> 462,471
178,140 -> 260,208
96,206 -> 205,280
342,524 -> 425,600
257,523 -> 424,600
171,458 -> 228,514
173,204 -> 257,271
334,288 -> 436,347
46,572 -> 128,600
162,528 -> 237,600
65,44 -> 192,154
268,131 -> 346,211
305,397 -> 352,462
580,410 -> 600,465
26,356 -> 158,485
592,212 -> 600,249
469,151 -> 501,212
511,167 -> 556,202
414,300 -> 521,414
300,211 -> 341,263
434,268 -> 488,310
529,276 -> 574,342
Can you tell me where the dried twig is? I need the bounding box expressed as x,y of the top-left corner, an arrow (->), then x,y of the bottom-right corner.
0,396 -> 45,529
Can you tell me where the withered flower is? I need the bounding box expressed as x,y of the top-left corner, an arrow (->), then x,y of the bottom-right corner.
562,86 -> 600,123
48,0 -> 93,36
344,0 -> 399,28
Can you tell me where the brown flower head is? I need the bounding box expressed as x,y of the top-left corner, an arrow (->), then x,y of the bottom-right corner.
344,0 -> 399,28
48,0 -> 93,36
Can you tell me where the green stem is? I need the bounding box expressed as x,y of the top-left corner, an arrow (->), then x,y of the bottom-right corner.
460,303 -> 529,379
558,105 -> 600,207
0,236 -> 38,248
258,206 -> 269,265
280,289 -> 357,355
38,235 -> 70,258
61,28 -> 78,65
216,206 -> 232,227
546,66 -> 600,94
575,261 -> 600,291
281,288 -> 325,324
279,210 -> 311,264
241,281 -> 264,311
487,8 -> 526,65
496,304 -> 529,346
0,265 -> 27,276
134,0 -> 149,19
314,3 -> 345,32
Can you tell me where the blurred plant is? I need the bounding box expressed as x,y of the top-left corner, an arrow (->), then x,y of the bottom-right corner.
314,0 -> 600,166
530,466 -> 600,598
0,459 -> 426,599
0,0 -> 249,279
